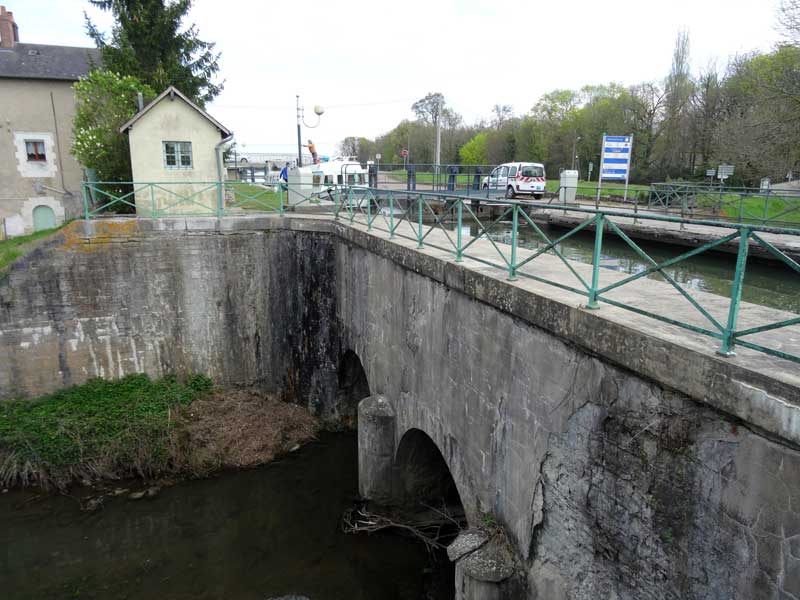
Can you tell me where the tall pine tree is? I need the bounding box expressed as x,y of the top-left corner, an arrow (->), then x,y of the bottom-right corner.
85,0 -> 221,105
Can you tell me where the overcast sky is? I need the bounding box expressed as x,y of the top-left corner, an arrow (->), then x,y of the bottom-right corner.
16,0 -> 784,156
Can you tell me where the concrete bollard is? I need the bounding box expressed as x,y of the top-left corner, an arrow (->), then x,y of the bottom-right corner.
357,395 -> 395,502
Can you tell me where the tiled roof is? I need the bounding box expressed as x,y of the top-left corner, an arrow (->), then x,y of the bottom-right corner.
0,42 -> 100,81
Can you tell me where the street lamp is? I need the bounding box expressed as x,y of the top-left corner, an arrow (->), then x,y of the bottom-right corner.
296,95 -> 325,167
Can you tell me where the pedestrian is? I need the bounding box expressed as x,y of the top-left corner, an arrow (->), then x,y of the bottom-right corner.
279,162 -> 289,191
306,139 -> 318,164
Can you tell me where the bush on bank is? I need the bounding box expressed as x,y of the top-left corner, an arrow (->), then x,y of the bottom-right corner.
0,374 -> 318,490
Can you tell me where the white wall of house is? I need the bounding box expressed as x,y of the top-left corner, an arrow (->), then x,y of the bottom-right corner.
128,96 -> 224,216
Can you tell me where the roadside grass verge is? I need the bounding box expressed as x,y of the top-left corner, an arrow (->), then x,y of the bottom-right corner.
0,225 -> 65,273
0,374 -> 319,489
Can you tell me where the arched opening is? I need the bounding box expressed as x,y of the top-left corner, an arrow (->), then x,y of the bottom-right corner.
395,429 -> 464,511
335,350 -> 370,427
394,429 -> 465,598
32,205 -> 56,231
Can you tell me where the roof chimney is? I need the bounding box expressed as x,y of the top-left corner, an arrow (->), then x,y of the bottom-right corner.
0,6 -> 18,49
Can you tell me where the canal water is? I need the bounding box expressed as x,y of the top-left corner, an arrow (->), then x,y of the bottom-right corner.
0,433 -> 450,600
452,221 -> 800,313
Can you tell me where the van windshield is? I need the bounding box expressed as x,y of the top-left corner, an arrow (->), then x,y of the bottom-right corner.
521,165 -> 544,177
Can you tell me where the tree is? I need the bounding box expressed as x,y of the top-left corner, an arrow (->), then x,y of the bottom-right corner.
459,132 -> 488,164
656,30 -> 695,176
778,0 -> 800,44
85,0 -> 221,104
491,104 -> 514,128
71,70 -> 156,187
412,92 -> 445,126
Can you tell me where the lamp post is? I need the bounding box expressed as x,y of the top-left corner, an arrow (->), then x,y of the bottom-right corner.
296,95 -> 325,167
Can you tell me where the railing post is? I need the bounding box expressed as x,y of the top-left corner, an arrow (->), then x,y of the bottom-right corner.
587,214 -> 604,309
150,184 -> 156,218
367,190 -> 373,231
762,189 -> 770,225
508,203 -> 518,280
82,183 -> 90,220
279,184 -> 285,216
216,181 -> 223,218
455,198 -> 463,262
680,193 -> 686,231
349,188 -> 355,224
417,195 -> 424,248
389,192 -> 395,238
718,228 -> 750,356
334,186 -> 340,220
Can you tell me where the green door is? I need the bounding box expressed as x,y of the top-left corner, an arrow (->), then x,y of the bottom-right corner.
32,205 -> 56,231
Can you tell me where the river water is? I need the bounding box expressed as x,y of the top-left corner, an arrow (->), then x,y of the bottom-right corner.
451,221 -> 800,313
0,433 -> 449,600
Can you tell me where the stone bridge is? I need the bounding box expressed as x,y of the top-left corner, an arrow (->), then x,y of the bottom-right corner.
1,215 -> 799,599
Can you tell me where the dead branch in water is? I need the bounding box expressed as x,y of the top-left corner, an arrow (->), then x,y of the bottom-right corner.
341,502 -> 466,553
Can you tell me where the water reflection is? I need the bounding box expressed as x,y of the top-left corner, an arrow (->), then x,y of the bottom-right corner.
0,433 -> 443,600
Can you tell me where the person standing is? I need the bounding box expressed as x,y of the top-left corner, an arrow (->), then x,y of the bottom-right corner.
279,162 -> 289,191
306,139 -> 318,164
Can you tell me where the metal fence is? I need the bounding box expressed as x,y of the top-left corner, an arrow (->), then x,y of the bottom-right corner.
82,181 -> 331,218
334,187 -> 800,364
648,182 -> 800,228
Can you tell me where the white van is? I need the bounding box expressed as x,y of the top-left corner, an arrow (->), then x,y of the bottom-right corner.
482,162 -> 547,199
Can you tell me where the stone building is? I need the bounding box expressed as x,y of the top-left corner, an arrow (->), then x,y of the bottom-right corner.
0,5 -> 99,237
119,86 -> 232,216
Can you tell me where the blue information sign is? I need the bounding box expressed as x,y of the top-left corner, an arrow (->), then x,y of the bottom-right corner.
600,135 -> 633,181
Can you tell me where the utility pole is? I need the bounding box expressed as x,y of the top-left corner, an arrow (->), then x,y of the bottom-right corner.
434,98 -> 442,170
296,95 -> 303,168
571,135 -> 581,170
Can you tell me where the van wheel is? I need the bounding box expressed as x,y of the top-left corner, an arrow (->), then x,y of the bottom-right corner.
506,186 -> 516,199
533,193 -> 543,200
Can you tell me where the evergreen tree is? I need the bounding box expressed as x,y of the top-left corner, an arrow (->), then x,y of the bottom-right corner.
85,0 -> 221,105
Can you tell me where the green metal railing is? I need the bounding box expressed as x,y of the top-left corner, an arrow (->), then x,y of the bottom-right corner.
648,182 -> 800,228
82,180 -> 331,218
332,187 -> 800,364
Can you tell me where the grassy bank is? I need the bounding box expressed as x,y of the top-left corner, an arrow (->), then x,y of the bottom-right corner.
0,225 -> 65,273
0,374 -> 318,489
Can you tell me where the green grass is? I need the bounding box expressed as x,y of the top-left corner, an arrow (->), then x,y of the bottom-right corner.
0,225 -> 65,273
0,373 -> 212,488
227,182 -> 283,211
693,194 -> 800,226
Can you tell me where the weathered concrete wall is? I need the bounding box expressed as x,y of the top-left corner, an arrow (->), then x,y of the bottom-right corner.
0,219 -> 339,416
334,227 -> 800,599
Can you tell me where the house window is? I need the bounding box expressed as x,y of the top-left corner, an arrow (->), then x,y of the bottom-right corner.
163,141 -> 193,169
25,140 -> 46,161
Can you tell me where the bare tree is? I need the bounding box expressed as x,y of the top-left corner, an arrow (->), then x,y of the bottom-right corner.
491,104 -> 514,128
778,0 -> 800,44
411,92 -> 445,126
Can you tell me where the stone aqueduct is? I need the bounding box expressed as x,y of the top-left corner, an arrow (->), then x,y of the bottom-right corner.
1,215 -> 799,599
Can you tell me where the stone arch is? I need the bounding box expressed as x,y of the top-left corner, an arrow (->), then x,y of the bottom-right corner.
335,349 -> 370,427
394,428 -> 465,512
